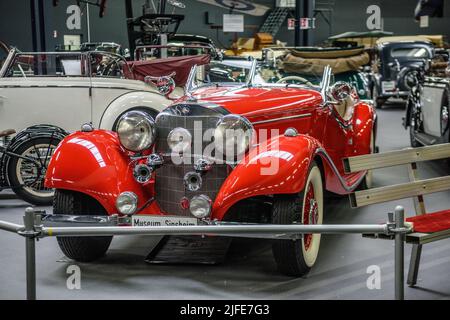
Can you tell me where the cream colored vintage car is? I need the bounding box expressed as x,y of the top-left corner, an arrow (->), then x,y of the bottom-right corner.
0,49 -> 176,133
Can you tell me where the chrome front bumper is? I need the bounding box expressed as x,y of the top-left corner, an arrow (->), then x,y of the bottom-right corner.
40,213 -> 391,239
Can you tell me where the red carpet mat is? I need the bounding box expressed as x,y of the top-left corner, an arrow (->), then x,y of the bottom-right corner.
406,209 -> 450,233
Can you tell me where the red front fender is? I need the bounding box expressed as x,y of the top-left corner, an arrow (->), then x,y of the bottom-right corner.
352,101 -> 376,156
45,130 -> 155,215
212,134 -> 321,220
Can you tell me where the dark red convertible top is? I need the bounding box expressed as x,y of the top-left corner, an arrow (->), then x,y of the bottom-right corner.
126,54 -> 211,86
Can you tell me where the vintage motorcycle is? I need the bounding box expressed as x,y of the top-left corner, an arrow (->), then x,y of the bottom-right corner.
0,125 -> 66,205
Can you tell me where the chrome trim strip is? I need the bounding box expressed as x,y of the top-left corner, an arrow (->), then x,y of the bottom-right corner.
252,113 -> 312,125
315,148 -> 365,192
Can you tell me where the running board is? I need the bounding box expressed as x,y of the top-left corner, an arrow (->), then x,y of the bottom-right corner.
415,132 -> 438,146
145,235 -> 232,265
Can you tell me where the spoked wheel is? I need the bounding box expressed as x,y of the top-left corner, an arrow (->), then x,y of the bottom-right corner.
272,161 -> 324,276
7,137 -> 59,205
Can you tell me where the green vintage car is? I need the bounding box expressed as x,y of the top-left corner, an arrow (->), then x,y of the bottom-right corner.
261,46 -> 372,99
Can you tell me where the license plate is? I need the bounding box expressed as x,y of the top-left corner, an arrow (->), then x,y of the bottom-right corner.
131,215 -> 198,227
382,81 -> 396,92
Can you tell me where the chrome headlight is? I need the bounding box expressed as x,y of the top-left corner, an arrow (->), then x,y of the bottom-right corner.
116,191 -> 138,215
117,111 -> 156,152
214,114 -> 253,158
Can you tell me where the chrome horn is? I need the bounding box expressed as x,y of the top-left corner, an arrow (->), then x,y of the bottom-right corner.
144,72 -> 176,97
329,81 -> 353,102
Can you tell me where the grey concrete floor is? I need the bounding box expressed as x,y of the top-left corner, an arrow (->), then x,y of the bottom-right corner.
0,102 -> 449,300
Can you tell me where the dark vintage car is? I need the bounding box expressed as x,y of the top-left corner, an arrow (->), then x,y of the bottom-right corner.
404,49 -> 450,148
371,37 -> 434,108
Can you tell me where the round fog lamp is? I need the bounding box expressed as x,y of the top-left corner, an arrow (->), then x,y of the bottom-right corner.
189,195 -> 211,219
116,191 -> 138,215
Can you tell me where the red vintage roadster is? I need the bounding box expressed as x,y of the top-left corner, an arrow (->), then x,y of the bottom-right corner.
45,60 -> 376,276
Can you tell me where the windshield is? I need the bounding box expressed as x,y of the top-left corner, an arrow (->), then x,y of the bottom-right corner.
391,47 -> 430,59
4,52 -> 126,78
5,53 -> 86,77
190,60 -> 261,87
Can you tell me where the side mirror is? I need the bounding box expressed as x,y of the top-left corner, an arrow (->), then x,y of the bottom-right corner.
145,72 -> 176,97
329,81 -> 352,102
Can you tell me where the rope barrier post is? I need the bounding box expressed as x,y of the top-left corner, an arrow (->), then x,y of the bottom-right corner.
23,207 -> 37,300
394,205 -> 405,300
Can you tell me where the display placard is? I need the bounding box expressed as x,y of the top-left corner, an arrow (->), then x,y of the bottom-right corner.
223,14 -> 244,32
300,17 -> 316,30
287,18 -> 295,30
420,15 -> 429,28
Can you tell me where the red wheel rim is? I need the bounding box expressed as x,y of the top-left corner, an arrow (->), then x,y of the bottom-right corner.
303,181 -> 318,251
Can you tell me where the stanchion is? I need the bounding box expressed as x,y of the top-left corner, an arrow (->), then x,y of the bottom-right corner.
394,206 -> 405,300
23,207 -> 37,300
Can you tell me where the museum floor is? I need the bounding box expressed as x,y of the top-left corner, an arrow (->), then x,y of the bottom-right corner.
0,102 -> 449,300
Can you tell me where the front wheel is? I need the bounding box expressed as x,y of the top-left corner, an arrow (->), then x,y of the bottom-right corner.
54,190 -> 112,262
272,162 -> 323,276
7,137 -> 60,205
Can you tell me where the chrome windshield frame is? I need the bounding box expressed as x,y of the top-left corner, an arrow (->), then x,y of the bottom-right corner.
1,50 -> 130,79
245,58 -> 257,87
320,65 -> 333,102
185,58 -> 258,95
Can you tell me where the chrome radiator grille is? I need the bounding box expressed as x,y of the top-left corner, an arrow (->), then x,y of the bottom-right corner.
154,106 -> 229,216
155,162 -> 228,215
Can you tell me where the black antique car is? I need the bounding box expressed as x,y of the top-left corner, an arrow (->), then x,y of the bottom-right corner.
404,49 -> 450,148
371,36 -> 434,108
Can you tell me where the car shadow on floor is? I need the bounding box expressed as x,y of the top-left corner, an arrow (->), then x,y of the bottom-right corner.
41,203 -> 397,299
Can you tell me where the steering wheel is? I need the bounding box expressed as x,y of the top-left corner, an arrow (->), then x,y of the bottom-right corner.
96,57 -> 124,78
276,76 -> 313,86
